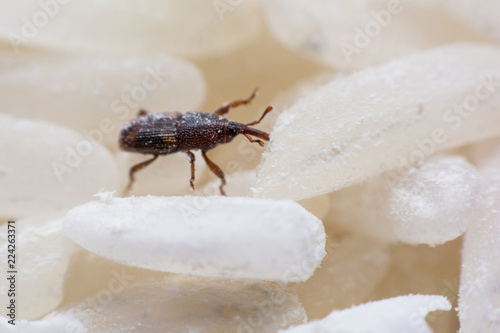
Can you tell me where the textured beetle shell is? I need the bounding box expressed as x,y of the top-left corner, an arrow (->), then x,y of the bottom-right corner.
119,112 -> 234,155
120,112 -> 181,154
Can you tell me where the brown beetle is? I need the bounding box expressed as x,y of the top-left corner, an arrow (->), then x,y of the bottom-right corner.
119,89 -> 272,195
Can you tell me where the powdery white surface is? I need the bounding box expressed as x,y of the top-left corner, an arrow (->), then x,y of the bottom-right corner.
459,139 -> 500,332
58,276 -> 306,332
280,295 -> 451,333
0,313 -> 86,333
0,54 -> 205,149
0,0 -> 260,57
255,43 -> 500,201
63,195 -> 326,282
0,114 -> 119,218
328,155 -> 481,245
262,0 -> 486,71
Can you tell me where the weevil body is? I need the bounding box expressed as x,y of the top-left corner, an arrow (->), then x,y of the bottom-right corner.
119,89 -> 272,196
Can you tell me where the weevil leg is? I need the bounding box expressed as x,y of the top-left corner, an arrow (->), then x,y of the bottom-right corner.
246,106 -> 273,126
201,150 -> 227,196
243,134 -> 265,147
213,88 -> 258,117
125,154 -> 159,194
137,109 -> 148,117
186,151 -> 196,191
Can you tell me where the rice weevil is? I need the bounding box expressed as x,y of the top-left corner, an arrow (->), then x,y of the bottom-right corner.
119,89 -> 272,196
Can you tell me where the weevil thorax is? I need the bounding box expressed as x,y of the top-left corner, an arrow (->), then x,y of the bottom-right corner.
176,112 -> 236,151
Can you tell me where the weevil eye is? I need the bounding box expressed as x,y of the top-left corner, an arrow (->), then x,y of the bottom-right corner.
226,121 -> 239,138
224,122 -> 240,144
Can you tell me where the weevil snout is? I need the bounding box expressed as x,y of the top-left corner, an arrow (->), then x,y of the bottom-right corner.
225,105 -> 273,147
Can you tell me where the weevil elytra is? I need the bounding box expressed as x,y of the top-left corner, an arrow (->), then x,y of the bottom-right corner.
119,89 -> 273,196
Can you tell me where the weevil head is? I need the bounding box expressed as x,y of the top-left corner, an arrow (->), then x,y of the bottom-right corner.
224,121 -> 241,143
226,121 -> 270,143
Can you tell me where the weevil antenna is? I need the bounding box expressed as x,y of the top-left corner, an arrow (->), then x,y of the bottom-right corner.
246,106 -> 273,126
